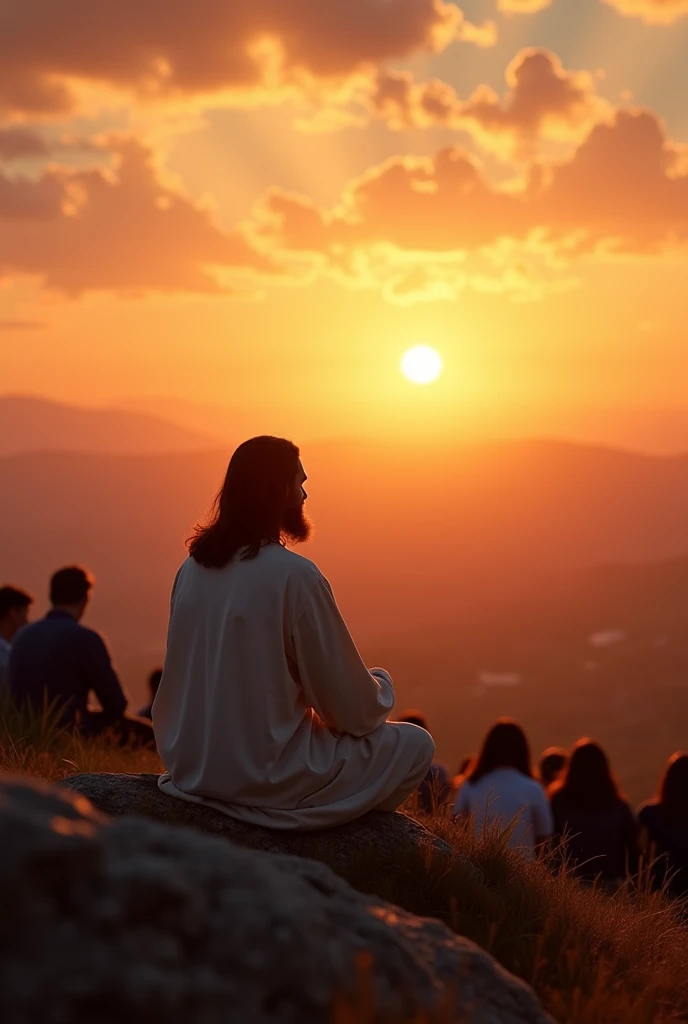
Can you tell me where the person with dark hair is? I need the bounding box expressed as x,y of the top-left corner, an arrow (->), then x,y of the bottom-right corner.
0,585 -> 33,688
550,739 -> 638,886
538,747 -> 568,789
399,710 -> 451,814
9,566 -> 154,748
154,436 -> 434,829
452,719 -> 553,856
138,667 -> 163,721
637,753 -> 688,899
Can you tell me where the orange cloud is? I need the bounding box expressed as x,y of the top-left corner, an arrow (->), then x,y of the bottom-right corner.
366,50 -> 608,157
602,0 -> 688,22
0,139 -> 275,294
0,0 -> 487,117
498,0 -> 552,11
256,108 -> 688,301
0,128 -> 50,160
0,170 -> 64,220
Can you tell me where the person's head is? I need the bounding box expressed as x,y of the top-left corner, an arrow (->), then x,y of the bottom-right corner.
0,585 -> 33,641
552,739 -> 622,811
467,719 -> 533,784
538,747 -> 568,788
188,436 -> 311,569
400,710 -> 429,733
658,752 -> 688,825
148,667 -> 163,700
50,565 -> 94,620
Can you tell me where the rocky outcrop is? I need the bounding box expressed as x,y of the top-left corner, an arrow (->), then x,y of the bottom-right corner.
61,771 -> 455,876
0,777 -> 553,1024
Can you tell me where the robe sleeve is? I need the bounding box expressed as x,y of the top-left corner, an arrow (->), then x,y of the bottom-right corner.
291,571 -> 394,737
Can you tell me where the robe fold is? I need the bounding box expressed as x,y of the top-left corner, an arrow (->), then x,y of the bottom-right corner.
154,544 -> 434,829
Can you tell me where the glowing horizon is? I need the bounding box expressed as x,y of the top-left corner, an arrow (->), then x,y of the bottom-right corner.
0,0 -> 686,452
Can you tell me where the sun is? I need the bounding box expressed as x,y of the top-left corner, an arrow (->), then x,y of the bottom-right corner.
401,346 -> 443,385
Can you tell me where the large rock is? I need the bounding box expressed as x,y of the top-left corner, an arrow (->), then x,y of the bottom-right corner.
0,777 -> 553,1024
61,771 -> 455,877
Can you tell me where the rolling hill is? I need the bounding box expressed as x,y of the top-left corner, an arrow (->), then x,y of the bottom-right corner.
0,395 -> 221,457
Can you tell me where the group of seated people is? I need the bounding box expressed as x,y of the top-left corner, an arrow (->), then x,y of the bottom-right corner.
414,716 -> 688,899
0,572 -> 158,748
0,436 -> 686,901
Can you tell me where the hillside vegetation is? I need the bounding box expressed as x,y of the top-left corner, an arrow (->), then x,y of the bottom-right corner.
1,700 -> 686,1023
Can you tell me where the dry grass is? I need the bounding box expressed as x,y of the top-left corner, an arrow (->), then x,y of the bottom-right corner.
1,700 -> 686,1023
0,692 -> 162,782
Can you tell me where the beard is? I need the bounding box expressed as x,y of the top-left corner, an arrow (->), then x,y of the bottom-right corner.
282,501 -> 313,544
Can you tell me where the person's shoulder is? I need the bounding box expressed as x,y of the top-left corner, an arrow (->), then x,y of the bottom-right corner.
522,774 -> 548,796
637,800 -> 659,823
547,784 -> 565,808
10,618 -> 46,649
72,622 -> 109,651
269,546 -> 323,584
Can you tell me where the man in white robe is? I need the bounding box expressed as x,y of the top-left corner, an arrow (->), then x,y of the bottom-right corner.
154,436 -> 434,829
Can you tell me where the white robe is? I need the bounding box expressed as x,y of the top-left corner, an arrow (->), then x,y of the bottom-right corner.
154,544 -> 434,829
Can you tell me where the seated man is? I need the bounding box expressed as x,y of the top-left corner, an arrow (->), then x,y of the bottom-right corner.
9,566 -> 154,748
0,585 -> 34,689
154,435 -> 434,829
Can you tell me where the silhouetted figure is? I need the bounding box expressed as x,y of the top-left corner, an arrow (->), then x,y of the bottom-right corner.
451,755 -> 474,803
638,753 -> 688,900
550,739 -> 638,887
138,667 -> 163,720
0,585 -> 34,689
400,710 -> 451,814
154,436 -> 434,829
9,566 -> 154,748
452,718 -> 553,857
538,747 -> 568,789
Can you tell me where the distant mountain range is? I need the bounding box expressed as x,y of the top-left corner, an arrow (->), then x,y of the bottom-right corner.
3,436 -> 688,654
0,395 -> 222,456
2,401 -> 688,801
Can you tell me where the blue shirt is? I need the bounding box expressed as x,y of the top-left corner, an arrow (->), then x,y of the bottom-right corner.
8,610 -> 127,727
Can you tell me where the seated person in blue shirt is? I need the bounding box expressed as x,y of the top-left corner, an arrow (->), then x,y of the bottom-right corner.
9,565 -> 154,749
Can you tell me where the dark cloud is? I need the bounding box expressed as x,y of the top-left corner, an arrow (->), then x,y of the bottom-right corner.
0,138 -> 275,294
0,170 -> 64,220
0,128 -> 50,160
366,50 -> 607,156
0,0 -> 486,116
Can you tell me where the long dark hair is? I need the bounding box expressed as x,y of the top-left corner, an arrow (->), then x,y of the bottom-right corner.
551,739 -> 622,812
188,436 -> 300,569
658,752 -> 688,825
467,719 -> 533,784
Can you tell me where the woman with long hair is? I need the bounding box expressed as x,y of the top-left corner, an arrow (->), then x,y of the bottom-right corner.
452,719 -> 553,857
638,753 -> 688,899
550,739 -> 638,886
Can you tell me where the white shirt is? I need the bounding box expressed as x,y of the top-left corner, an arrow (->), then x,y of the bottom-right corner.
154,545 -> 431,829
0,636 -> 11,689
453,767 -> 553,856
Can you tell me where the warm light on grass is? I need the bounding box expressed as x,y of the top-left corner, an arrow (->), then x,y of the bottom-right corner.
401,346 -> 443,385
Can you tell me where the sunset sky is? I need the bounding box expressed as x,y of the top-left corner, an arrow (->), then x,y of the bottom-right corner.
1,0 -> 687,450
